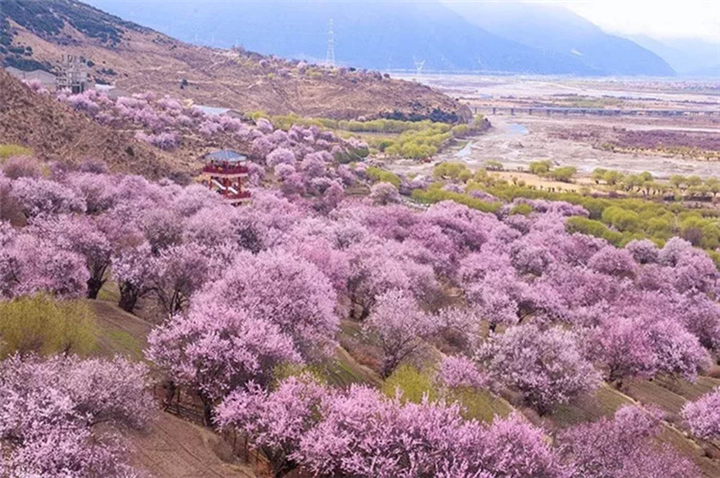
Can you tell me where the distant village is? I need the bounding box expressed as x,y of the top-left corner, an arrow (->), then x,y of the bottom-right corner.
6,54 -> 127,98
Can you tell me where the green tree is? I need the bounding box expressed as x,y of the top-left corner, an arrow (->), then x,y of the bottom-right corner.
529,160 -> 552,175
669,174 -> 686,189
550,166 -> 577,183
592,168 -> 608,184
603,170 -> 624,186
705,178 -> 720,197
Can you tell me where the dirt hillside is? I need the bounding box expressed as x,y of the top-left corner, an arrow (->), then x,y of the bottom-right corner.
1,0 -> 470,121
0,69 -> 191,177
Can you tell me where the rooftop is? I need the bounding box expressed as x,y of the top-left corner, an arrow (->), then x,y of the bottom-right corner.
204,150 -> 248,162
193,105 -> 231,116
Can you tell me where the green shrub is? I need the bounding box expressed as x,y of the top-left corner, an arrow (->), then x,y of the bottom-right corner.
411,188 -> 501,214
510,203 -> 534,216
366,166 -> 401,187
451,124 -> 470,137
0,144 -> 32,160
434,162 -> 470,181
566,217 -> 623,245
601,206 -> 641,232
0,294 -> 97,358
485,160 -> 504,171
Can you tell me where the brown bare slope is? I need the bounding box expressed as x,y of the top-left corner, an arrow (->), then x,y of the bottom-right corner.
0,0 -> 468,121
0,69 -> 188,177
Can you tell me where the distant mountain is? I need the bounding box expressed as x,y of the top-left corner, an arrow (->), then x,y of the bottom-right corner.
85,0 -> 593,74
443,1 -> 675,76
85,0 -> 671,76
625,35 -> 720,77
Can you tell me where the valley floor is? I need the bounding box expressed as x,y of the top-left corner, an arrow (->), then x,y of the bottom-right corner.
390,115 -> 720,180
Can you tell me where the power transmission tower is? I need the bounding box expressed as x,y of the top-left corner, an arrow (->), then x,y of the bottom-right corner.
413,56 -> 425,78
325,19 -> 335,68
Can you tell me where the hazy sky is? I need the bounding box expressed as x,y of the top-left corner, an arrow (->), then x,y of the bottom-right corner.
560,0 -> 720,42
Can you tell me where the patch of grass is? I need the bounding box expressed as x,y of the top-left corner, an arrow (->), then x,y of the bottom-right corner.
654,375 -> 720,402
96,279 -> 120,304
411,187 -> 502,214
383,363 -> 514,423
88,300 -> 151,362
551,384 -> 633,428
104,329 -> 144,358
383,363 -> 437,403
366,166 -> 401,187
624,379 -> 688,415
324,347 -> 382,388
656,426 -> 720,478
0,144 -> 31,160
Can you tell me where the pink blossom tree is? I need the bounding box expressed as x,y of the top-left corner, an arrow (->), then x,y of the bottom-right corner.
682,387 -> 720,440
347,238 -> 438,319
64,172 -> 118,214
1,155 -> 42,179
588,245 -> 637,278
9,177 -> 86,217
267,148 -> 297,168
111,241 -> 154,313
625,239 -> 660,264
435,355 -> 488,390
590,313 -> 710,384
147,250 -> 339,423
0,354 -> 155,478
477,324 -> 601,415
29,215 -> 113,299
296,385 -> 562,478
147,242 -> 211,316
198,250 -> 339,358
369,182 -> 402,205
364,289 -> 443,378
215,375 -> 326,477
139,208 -> 183,253
147,302 -> 300,425
0,233 -> 89,299
560,405 -> 700,478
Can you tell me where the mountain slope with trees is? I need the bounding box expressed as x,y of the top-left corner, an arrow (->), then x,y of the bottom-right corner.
0,69 -> 182,178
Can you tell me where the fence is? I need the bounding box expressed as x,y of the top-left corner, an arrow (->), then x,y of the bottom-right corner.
152,383 -> 271,476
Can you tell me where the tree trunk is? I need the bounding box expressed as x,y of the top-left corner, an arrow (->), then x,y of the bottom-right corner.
381,357 -> 398,379
118,284 -> 139,313
87,276 -> 105,300
202,400 -> 213,427
162,380 -> 177,411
